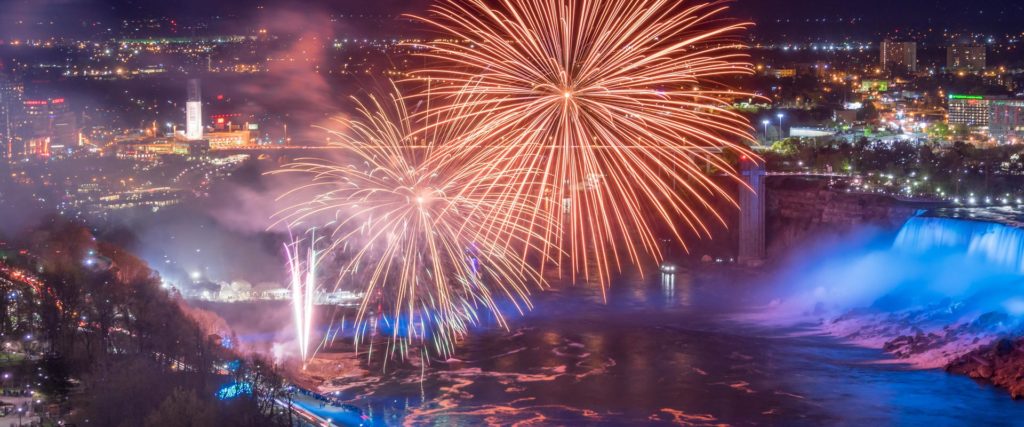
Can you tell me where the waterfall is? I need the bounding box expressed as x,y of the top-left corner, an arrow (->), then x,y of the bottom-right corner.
756,212 -> 1024,364
894,216 -> 1024,274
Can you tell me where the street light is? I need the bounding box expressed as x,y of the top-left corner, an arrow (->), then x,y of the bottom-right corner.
776,113 -> 785,138
761,119 -> 770,142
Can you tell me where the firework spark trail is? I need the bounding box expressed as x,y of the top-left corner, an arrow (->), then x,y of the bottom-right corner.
407,0 -> 759,290
285,233 -> 318,364
272,84 -> 551,361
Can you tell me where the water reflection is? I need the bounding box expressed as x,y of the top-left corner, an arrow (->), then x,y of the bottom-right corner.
659,269 -> 693,308
207,268 -> 1024,426
661,272 -> 675,300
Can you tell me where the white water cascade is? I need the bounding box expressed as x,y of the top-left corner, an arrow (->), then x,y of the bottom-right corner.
893,215 -> 1024,274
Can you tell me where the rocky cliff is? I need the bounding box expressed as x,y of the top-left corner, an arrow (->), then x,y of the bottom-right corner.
948,338 -> 1024,399
766,177 -> 921,257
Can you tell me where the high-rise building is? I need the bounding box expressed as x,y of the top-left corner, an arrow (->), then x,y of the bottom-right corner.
947,44 -> 986,72
185,79 -> 203,141
23,97 -> 76,156
947,94 -> 992,127
0,75 -> 24,160
989,99 -> 1024,143
880,40 -> 917,73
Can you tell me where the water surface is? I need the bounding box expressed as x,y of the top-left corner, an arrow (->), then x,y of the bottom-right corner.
286,269 -> 1024,426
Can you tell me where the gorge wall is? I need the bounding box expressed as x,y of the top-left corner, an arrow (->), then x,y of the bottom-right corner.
765,177 -> 925,257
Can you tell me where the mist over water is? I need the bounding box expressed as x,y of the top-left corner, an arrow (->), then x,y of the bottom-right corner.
755,214 -> 1024,322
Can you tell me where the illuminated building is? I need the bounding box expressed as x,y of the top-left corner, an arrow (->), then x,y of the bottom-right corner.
947,94 -> 993,128
24,136 -> 50,157
24,98 -> 67,122
23,97 -> 77,155
116,137 -> 193,159
185,79 -> 203,140
205,130 -> 255,149
858,80 -> 890,93
947,44 -> 986,72
206,114 -> 259,149
202,114 -> 260,148
95,187 -> 185,210
989,99 -> 1024,143
0,74 -> 24,160
210,113 -> 241,131
880,40 -> 917,73
770,69 -> 796,78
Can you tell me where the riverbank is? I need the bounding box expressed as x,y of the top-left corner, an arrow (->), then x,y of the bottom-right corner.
947,338 -> 1024,399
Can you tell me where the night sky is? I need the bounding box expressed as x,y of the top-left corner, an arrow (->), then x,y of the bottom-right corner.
0,0 -> 1020,38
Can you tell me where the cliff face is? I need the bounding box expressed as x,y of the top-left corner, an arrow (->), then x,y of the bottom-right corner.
765,177 -> 919,257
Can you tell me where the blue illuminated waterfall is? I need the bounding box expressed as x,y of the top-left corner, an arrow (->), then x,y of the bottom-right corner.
761,212 -> 1024,325
893,216 -> 1024,274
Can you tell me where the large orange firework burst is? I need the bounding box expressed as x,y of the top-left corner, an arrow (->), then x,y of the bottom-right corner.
409,0 -> 758,288
272,86 -> 549,360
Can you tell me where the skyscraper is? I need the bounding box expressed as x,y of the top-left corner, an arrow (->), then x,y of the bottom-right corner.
0,74 -> 24,160
880,40 -> 917,73
186,79 -> 203,141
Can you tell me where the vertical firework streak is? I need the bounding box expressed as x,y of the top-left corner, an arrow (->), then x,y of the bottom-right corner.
272,85 -> 550,361
408,0 -> 759,289
284,234 -> 318,364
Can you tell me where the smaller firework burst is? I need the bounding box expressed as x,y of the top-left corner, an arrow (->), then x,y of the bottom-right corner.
272,83 -> 551,361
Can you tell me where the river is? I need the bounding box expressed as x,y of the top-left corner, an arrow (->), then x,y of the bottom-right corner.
204,264 -> 1024,426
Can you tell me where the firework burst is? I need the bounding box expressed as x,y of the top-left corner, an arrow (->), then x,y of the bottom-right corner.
409,0 -> 758,288
272,85 -> 549,360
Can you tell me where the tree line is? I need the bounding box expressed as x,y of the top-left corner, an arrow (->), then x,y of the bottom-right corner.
0,218 -> 295,426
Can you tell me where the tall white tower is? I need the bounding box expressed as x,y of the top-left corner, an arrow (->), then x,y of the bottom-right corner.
185,79 -> 203,140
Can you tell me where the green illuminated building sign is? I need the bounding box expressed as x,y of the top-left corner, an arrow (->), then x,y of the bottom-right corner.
949,94 -> 984,100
